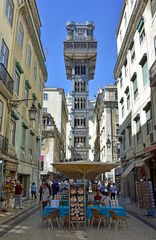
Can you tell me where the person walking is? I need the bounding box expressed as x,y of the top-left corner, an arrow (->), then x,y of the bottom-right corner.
31,182 -> 37,200
14,181 -> 23,209
110,183 -> 117,199
42,183 -> 50,209
38,182 -> 44,203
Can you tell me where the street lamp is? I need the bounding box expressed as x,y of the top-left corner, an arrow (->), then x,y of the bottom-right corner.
8,99 -> 38,121
106,136 -> 111,148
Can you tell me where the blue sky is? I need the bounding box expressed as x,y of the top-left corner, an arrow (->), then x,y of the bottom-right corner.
37,0 -> 123,99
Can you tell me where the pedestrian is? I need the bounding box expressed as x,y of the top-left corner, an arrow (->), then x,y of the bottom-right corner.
51,180 -> 59,199
38,182 -> 44,203
110,183 -> 117,199
14,181 -> 23,209
31,182 -> 37,200
42,183 -> 50,209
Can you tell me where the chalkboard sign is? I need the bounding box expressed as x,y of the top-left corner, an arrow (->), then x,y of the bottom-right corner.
69,184 -> 86,226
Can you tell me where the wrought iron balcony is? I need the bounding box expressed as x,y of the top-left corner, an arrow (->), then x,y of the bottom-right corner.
0,135 -> 8,155
0,63 -> 14,98
150,59 -> 156,87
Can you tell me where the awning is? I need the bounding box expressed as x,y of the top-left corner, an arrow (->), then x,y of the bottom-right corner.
121,159 -> 145,178
144,144 -> 156,154
52,161 -> 119,179
121,162 -> 134,178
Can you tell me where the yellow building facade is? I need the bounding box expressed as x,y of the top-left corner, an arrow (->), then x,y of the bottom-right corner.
0,0 -> 47,198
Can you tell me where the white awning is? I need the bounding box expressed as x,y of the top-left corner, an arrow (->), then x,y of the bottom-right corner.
121,162 -> 134,178
121,158 -> 145,178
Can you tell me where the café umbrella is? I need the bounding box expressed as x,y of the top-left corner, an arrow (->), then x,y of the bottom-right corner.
52,161 -> 119,179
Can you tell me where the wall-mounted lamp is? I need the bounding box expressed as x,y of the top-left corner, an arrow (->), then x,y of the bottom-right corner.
106,137 -> 111,148
8,99 -> 38,121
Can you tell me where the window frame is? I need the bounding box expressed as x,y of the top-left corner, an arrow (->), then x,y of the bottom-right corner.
17,22 -> 24,50
13,67 -> 20,96
26,44 -> 32,67
5,0 -> 14,26
9,119 -> 16,146
0,39 -> 9,68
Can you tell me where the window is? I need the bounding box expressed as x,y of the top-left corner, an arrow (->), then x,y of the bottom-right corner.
137,17 -> 145,45
0,101 -> 3,130
119,29 -> 122,43
124,59 -> 128,78
13,68 -> 20,95
129,41 -> 135,63
154,36 -> 156,58
121,103 -> 124,118
34,60 -> 37,81
43,107 -> 47,112
41,161 -> 44,171
74,136 -> 86,147
0,39 -> 9,68
74,80 -> 86,92
151,0 -> 156,17
9,120 -> 16,146
127,125 -> 132,146
131,73 -> 138,100
135,118 -> 141,143
74,117 -> 86,128
146,109 -> 153,135
140,54 -> 149,86
26,44 -> 32,67
125,87 -> 130,110
75,65 -> 86,75
74,97 -> 86,109
29,132 -> 33,155
17,22 -> 24,49
21,126 -> 26,148
120,98 -> 124,118
122,131 -> 125,150
43,93 -> 48,100
119,73 -> 123,88
24,87 -> 29,107
5,0 -> 14,26
124,12 -> 127,27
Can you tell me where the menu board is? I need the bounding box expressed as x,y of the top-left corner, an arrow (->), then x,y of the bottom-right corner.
69,184 -> 85,223
136,181 -> 150,209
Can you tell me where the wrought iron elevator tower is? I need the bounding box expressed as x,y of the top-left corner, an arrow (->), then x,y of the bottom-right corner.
64,21 -> 97,161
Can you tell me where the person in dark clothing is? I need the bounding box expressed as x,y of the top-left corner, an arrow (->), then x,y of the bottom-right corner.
38,182 -> 44,203
51,181 -> 59,199
14,181 -> 23,209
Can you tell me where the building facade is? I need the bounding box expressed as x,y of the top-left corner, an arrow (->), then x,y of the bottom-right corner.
93,85 -> 119,182
40,88 -> 68,177
114,0 -> 156,202
0,0 -> 47,198
64,21 -> 97,162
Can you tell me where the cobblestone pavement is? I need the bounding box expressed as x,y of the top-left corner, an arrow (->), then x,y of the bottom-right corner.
0,211 -> 156,240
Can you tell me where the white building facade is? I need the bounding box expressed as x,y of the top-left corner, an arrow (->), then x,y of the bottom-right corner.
40,88 -> 68,178
93,85 -> 119,182
114,0 -> 156,202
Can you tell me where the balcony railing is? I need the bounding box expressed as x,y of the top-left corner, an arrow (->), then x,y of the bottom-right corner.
150,60 -> 156,87
0,63 -> 14,94
42,125 -> 54,131
0,135 -> 8,155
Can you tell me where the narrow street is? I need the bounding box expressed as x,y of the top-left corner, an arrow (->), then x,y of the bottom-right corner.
0,210 -> 156,240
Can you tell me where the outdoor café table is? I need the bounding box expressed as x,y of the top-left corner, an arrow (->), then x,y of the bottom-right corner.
43,205 -> 69,219
86,205 -> 126,220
